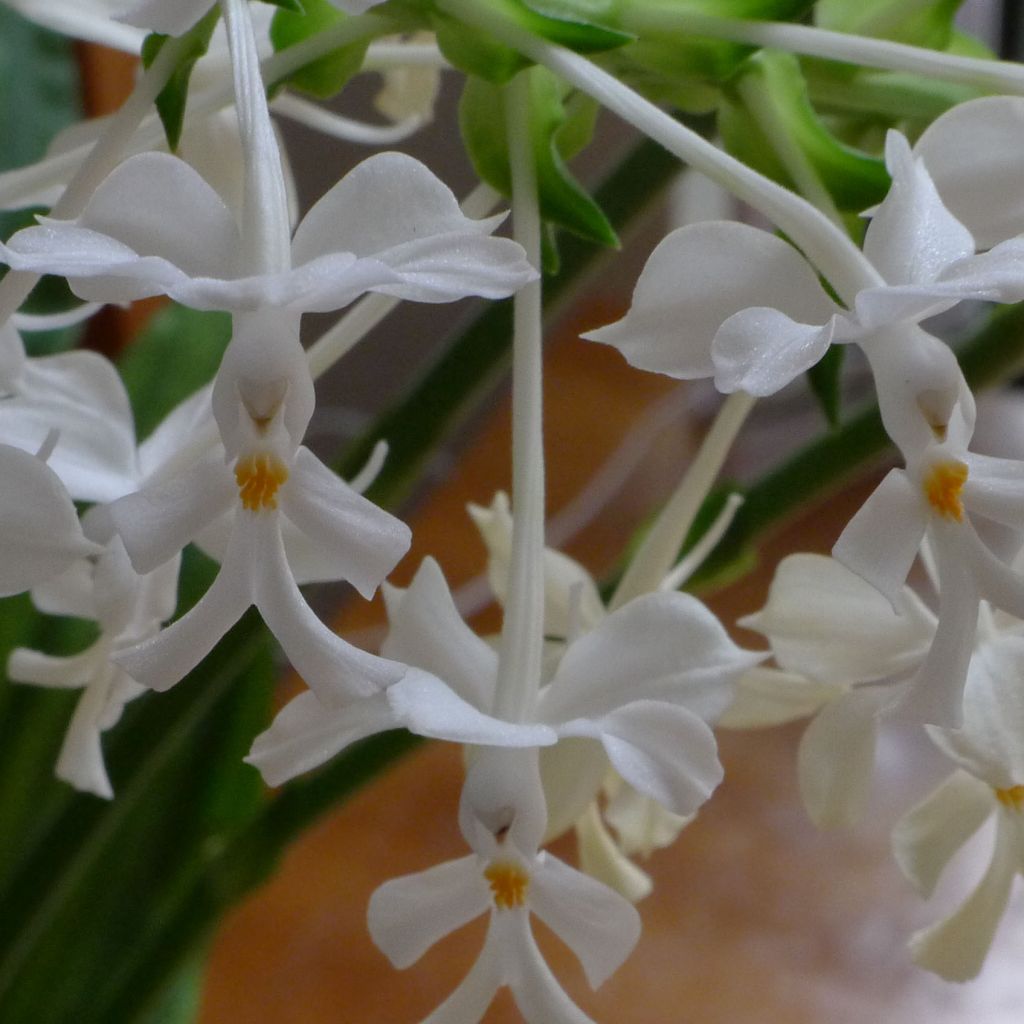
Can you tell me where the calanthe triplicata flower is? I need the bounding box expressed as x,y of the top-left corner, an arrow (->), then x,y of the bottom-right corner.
892,632 -> 1024,981
368,747 -> 641,1024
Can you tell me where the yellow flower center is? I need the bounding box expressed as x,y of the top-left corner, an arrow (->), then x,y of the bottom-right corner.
996,785 -> 1024,812
484,861 -> 529,910
922,459 -> 968,522
235,452 -> 289,511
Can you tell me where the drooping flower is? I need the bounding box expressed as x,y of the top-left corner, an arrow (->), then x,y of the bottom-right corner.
891,633 -> 1024,981
368,747 -> 641,1024
583,130 -> 1003,453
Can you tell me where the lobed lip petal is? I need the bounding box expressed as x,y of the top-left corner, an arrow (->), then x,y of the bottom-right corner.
366,854 -> 489,970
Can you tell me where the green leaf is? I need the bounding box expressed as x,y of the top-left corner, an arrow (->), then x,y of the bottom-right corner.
431,9 -> 528,82
142,10 -> 221,152
815,0 -> 965,50
459,67 -> 617,248
806,343 -> 845,428
269,0 -> 372,97
513,0 -> 633,50
117,304 -> 232,440
718,51 -> 890,212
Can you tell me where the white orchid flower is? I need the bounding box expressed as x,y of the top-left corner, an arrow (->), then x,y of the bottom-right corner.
833,436 -> 1024,727
368,748 -> 641,1024
0,149 -> 533,315
9,538 -> 180,799
729,553 -> 936,827
105,386 -> 410,701
582,131 -> 1000,440
892,634 -> 1024,981
249,545 -> 754,826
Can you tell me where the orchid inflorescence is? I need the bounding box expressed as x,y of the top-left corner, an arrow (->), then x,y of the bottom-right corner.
5,0 -> 1024,1019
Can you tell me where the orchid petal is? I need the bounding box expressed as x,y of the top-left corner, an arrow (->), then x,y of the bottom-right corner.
583,221 -> 836,380
9,644 -> 101,688
832,469 -> 925,611
740,553 -> 934,685
603,777 -> 691,858
563,701 -> 722,817
0,352 -> 140,502
137,384 -> 215,481
113,530 -> 252,691
718,667 -> 839,729
420,916 -> 504,1024
863,131 -> 975,287
540,739 -> 609,842
29,557 -> 96,619
530,852 -> 641,988
55,676 -> 118,799
382,557 -> 498,712
914,96 -> 1024,250
367,854 -> 488,969
962,452 -> 1024,530
386,669 -> 558,748
246,690 -> 400,787
543,591 -> 759,725
107,454 -> 234,573
892,770 -> 994,899
292,151 -> 503,266
0,444 -> 98,596
506,912 -> 597,1024
909,817 -> 1018,982
250,515 -> 402,702
712,307 -> 836,396
797,687 -> 888,829
279,448 -> 410,596
932,237 -> 1024,304
575,804 -> 652,904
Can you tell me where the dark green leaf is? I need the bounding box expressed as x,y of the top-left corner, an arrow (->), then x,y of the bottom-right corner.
269,0 -> 372,97
142,10 -> 221,151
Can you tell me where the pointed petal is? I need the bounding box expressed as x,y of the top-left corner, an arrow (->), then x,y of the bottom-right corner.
909,817 -> 1018,982
832,469 -> 926,610
55,675 -> 120,799
740,553 -> 934,685
386,669 -> 557,748
137,384 -> 215,481
797,687 -> 887,829
382,557 -> 498,712
530,851 -> 641,988
863,131 -> 975,287
892,770 -> 994,898
246,690 -> 399,786
250,515 -> 403,702
583,221 -> 836,380
9,644 -> 101,688
279,448 -> 410,596
542,590 -> 760,726
107,454 -> 235,574
563,701 -> 722,817
113,533 -> 252,691
367,854 -> 489,968
0,444 -> 98,596
712,308 -> 835,396
27,557 -> 95,619
914,96 -> 1024,250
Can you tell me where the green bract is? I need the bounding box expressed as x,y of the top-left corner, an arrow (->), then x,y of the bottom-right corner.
141,10 -> 220,152
719,51 -> 889,212
269,0 -> 372,97
460,66 -> 616,256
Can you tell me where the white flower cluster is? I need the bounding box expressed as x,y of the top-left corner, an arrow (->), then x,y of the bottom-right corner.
6,0 -> 1024,1018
